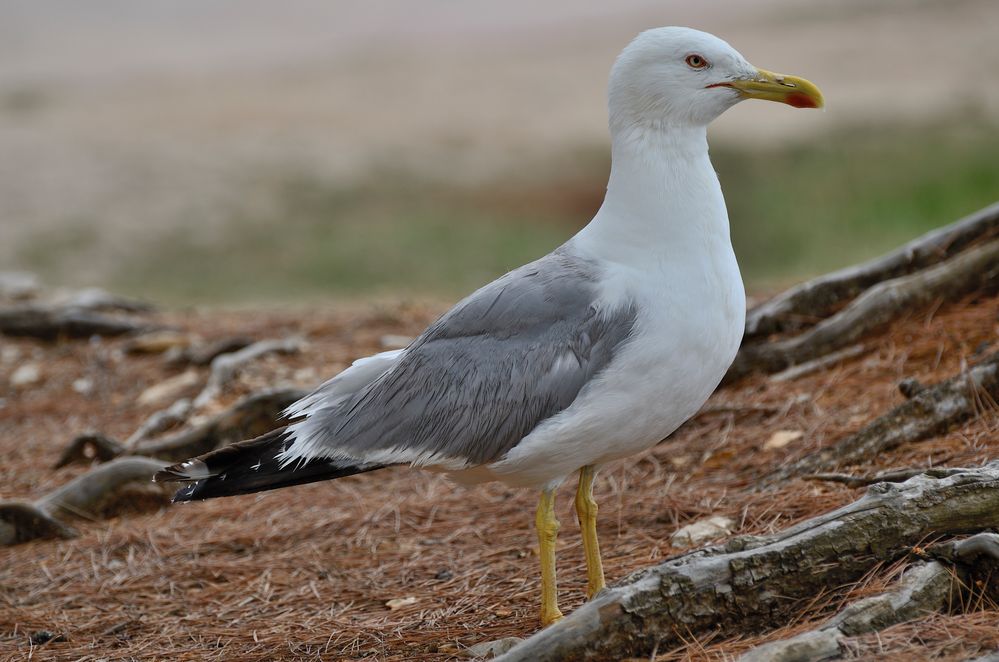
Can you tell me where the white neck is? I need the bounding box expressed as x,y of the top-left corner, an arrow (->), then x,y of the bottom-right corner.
571,123 -> 733,265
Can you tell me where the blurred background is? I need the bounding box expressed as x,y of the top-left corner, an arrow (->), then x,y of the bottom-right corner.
2,0 -> 997,305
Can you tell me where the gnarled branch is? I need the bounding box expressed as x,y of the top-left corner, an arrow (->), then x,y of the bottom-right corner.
745,201 -> 999,338
728,239 -> 999,382
498,463 -> 999,662
774,351 -> 999,481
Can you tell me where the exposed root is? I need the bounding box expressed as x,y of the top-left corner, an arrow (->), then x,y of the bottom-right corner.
0,303 -> 153,340
774,351 -> 999,480
745,201 -> 999,338
804,466 -> 968,488
0,502 -> 76,545
1,457 -> 168,546
164,335 -> 255,366
192,337 -> 305,407
124,398 -> 193,449
54,432 -> 125,468
499,463 -> 999,661
769,343 -> 868,383
737,561 -> 955,662
728,238 -> 999,381
132,387 -> 307,461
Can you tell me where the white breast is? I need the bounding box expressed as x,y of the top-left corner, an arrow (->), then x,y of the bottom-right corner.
480,243 -> 745,489
455,123 -> 747,490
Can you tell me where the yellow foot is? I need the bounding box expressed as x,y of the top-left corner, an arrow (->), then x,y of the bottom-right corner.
540,606 -> 564,627
536,489 -> 563,627
576,465 -> 606,600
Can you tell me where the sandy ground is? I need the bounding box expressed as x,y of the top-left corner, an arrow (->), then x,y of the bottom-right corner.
2,0 -> 999,279
1,287 -> 998,660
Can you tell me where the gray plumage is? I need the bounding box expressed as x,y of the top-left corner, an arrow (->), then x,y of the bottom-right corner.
283,247 -> 638,467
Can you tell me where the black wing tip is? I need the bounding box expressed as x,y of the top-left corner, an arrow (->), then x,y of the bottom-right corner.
171,481 -> 203,502
152,459 -> 210,483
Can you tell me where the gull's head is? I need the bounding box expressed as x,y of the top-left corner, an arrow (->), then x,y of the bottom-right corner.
609,27 -> 823,131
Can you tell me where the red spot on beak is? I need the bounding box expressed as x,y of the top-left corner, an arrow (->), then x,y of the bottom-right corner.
785,93 -> 818,109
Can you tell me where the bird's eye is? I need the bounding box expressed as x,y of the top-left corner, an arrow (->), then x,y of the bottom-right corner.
685,54 -> 709,69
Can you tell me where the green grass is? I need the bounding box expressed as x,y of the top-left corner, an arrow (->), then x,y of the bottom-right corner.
78,119 -> 999,303
715,120 -> 999,286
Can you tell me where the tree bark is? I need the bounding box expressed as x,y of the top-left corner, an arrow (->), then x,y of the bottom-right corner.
1,457 -> 168,546
737,561 -> 955,662
773,351 -> 999,481
0,304 -> 152,340
727,239 -> 999,382
498,463 -> 999,662
745,201 -> 999,338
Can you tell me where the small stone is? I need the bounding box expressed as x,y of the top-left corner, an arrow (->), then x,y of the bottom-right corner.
137,369 -> 201,406
764,430 -> 803,450
671,515 -> 735,549
72,377 -> 94,395
385,596 -> 418,610
10,363 -> 41,388
380,334 -> 414,350
435,568 -> 453,581
1,345 -> 21,365
124,331 -> 192,355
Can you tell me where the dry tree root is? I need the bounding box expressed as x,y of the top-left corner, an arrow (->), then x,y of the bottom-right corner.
0,304 -> 153,340
54,433 -> 125,468
727,238 -> 999,382
736,561 -> 955,662
805,466 -> 967,488
498,463 -> 999,662
0,502 -> 76,546
745,201 -> 999,339
163,335 -> 255,366
773,351 -> 999,481
55,389 -> 307,465
0,284 -> 156,340
124,398 -> 193,449
737,533 -> 999,662
131,387 -> 306,461
1,457 -> 168,546
192,337 -> 305,407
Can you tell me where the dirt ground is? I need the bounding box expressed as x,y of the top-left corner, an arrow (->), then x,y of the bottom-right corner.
1,289 -> 998,661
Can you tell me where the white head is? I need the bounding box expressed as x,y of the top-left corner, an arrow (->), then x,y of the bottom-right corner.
609,27 -> 823,132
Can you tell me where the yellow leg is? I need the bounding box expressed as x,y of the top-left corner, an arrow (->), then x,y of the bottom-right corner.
575,465 -> 605,599
535,489 -> 563,625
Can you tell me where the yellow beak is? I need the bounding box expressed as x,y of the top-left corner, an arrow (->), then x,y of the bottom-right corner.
712,68 -> 824,109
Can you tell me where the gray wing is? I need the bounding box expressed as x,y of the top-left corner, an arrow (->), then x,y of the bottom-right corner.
281,248 -> 637,468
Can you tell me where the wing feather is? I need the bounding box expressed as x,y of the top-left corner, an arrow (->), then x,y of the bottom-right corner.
280,248 -> 636,468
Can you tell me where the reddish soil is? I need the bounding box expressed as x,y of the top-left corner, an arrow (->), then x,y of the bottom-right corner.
1,292 -> 997,661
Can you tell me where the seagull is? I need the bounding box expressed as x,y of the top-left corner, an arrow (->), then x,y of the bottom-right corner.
156,26 -> 823,626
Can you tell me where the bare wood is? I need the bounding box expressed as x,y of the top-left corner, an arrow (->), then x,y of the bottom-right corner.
132,387 -> 306,461
804,466 -> 968,488
737,561 -> 955,662
769,343 -> 867,383
1,457 -> 168,545
192,337 -> 304,408
37,456 -> 168,519
727,239 -> 999,382
774,351 -> 999,480
164,335 -> 255,366
497,463 -> 999,662
54,433 -> 125,468
745,201 -> 999,338
0,304 -> 153,340
0,502 -> 76,546
124,398 -> 193,449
